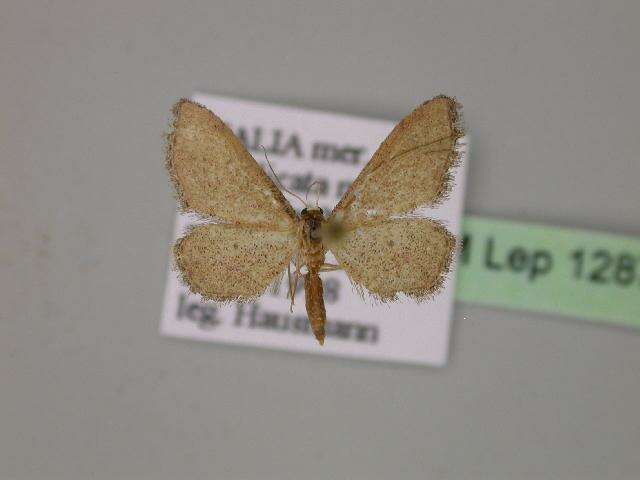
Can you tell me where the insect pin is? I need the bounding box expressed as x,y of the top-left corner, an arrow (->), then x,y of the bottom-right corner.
166,96 -> 463,345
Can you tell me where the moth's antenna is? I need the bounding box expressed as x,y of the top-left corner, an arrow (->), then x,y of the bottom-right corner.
305,180 -> 321,207
259,145 -> 307,207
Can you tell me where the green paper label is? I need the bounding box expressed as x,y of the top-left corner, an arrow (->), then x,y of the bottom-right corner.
456,216 -> 640,329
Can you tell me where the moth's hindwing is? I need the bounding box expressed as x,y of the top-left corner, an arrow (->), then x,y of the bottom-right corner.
174,223 -> 296,302
327,218 -> 455,301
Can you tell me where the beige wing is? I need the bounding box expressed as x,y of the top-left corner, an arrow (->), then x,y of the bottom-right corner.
167,99 -> 298,300
326,97 -> 462,300
329,96 -> 463,228
326,218 -> 455,301
167,99 -> 297,229
174,223 -> 296,302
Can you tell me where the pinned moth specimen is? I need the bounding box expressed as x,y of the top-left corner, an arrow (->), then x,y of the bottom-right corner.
167,96 -> 463,345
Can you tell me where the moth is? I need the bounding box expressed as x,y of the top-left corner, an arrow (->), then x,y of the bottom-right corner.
166,96 -> 463,345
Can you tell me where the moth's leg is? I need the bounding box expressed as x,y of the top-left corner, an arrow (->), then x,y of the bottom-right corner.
289,254 -> 302,313
319,263 -> 342,272
289,270 -> 301,313
286,263 -> 293,300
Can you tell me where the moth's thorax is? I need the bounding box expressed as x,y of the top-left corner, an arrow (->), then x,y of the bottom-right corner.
299,207 -> 326,271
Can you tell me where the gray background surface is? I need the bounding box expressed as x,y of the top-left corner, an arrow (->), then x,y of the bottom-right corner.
2,1 -> 639,478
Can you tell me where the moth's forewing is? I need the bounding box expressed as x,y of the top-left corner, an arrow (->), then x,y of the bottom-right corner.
330,96 -> 463,227
174,223 -> 297,302
326,218 -> 455,301
343,149 -> 456,224
167,99 -> 296,228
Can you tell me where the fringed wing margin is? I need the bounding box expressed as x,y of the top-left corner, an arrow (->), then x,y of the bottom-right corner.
330,95 -> 464,229
173,223 -> 296,303
326,218 -> 456,303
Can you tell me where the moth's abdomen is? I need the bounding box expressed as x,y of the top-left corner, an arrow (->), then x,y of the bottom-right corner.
304,272 -> 326,345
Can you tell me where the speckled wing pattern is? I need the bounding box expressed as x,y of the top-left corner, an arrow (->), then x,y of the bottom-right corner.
174,224 -> 296,302
167,99 -> 297,301
167,99 -> 297,228
327,96 -> 463,301
328,218 -> 455,301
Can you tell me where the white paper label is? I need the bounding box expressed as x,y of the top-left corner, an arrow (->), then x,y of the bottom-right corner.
160,93 -> 468,366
